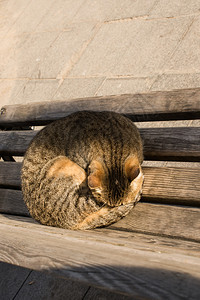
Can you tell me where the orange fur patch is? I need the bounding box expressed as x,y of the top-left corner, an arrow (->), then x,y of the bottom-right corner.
75,207 -> 110,230
88,160 -> 105,189
123,166 -> 144,205
124,156 -> 140,181
47,157 -> 86,184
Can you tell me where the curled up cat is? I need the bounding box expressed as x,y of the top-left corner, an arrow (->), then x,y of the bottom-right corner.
21,111 -> 144,230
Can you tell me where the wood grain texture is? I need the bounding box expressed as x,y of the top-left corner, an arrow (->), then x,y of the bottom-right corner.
0,214 -> 200,298
0,186 -> 199,241
0,88 -> 200,127
142,167 -> 200,205
0,189 -> 29,216
1,163 -> 199,206
0,162 -> 21,188
0,131 -> 37,156
140,127 -> 200,161
109,202 -> 200,242
0,127 -> 199,161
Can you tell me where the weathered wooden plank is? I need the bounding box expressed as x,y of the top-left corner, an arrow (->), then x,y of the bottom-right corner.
0,214 -> 200,298
1,214 -> 200,256
109,203 -> 200,242
0,185 -> 199,241
1,163 -> 199,206
0,131 -> 37,156
0,189 -> 29,216
0,162 -> 21,188
0,88 -> 200,127
140,127 -> 200,161
142,167 -> 200,205
0,127 -> 199,161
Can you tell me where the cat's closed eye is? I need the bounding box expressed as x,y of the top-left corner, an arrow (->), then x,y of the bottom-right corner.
127,167 -> 140,183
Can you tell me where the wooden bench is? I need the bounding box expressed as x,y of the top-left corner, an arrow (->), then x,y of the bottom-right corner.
0,88 -> 200,299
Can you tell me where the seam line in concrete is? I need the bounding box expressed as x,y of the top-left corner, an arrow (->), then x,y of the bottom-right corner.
148,0 -> 160,14
149,16 -> 197,91
72,0 -> 87,21
94,77 -> 107,96
103,12 -> 200,24
55,22 -> 103,84
82,286 -> 91,300
33,0 -> 60,32
2,0 -> 32,39
31,31 -> 63,80
104,15 -> 149,24
12,269 -> 33,300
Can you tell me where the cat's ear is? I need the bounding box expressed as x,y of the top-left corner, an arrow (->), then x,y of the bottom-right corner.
124,156 -> 140,182
47,157 -> 86,185
88,160 -> 105,189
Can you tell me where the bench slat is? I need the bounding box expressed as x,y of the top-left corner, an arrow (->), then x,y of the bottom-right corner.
0,88 -> 200,127
0,188 -> 199,241
143,167 -> 200,205
141,127 -> 200,161
0,162 -> 21,188
0,131 -> 36,156
1,163 -> 200,205
0,127 -> 199,161
0,214 -> 199,298
109,202 -> 200,242
0,189 -> 29,216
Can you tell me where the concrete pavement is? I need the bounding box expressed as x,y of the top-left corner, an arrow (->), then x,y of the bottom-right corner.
1,0 -> 200,106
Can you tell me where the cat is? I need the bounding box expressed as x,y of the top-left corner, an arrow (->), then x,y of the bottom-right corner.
21,111 -> 144,230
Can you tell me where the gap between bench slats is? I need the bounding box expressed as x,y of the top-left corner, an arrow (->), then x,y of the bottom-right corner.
0,163 -> 200,206
0,127 -> 199,161
0,88 -> 200,127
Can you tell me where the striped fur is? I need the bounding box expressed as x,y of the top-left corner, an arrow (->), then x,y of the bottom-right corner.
21,111 -> 143,230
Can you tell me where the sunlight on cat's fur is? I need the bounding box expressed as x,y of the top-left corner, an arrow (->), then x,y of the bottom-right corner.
21,111 -> 144,230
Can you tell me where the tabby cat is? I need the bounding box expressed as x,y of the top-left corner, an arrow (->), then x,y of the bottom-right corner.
21,111 -> 144,230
